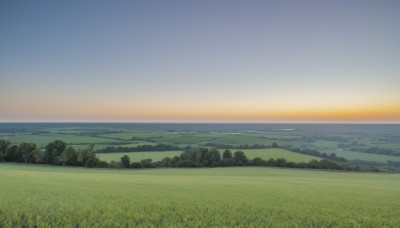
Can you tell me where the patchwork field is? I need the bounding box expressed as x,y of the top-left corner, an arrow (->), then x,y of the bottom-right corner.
98,151 -> 182,162
242,148 -> 320,162
1,164 -> 399,227
1,123 -> 400,167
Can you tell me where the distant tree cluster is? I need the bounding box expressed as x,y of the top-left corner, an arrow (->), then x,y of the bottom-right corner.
350,147 -> 400,156
279,144 -> 347,162
0,140 -> 107,168
202,143 -> 271,150
337,141 -> 400,156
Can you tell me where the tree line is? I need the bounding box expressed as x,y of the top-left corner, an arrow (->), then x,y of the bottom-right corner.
279,144 -> 347,162
118,147 -> 360,171
0,139 -> 363,171
98,142 -> 280,153
0,140 -> 107,168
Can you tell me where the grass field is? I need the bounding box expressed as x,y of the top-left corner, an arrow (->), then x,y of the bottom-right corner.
211,135 -> 274,145
242,148 -> 320,162
0,134 -> 116,148
98,151 -> 182,162
1,164 -> 400,227
320,149 -> 400,162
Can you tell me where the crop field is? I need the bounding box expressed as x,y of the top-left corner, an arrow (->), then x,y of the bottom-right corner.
211,135 -> 274,145
242,148 -> 320,162
98,151 -> 182,162
0,134 -> 116,148
1,164 -> 399,227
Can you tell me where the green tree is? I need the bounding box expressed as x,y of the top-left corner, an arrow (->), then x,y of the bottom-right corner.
194,148 -> 208,164
33,150 -> 45,163
0,139 -> 11,161
271,142 -> 279,148
0,140 -> 11,161
58,146 -> 78,166
121,155 -> 130,168
131,162 -> 143,168
252,157 -> 266,166
44,140 -> 67,164
78,144 -> 98,167
141,159 -> 153,168
204,148 -> 221,166
161,157 -> 172,167
18,143 -> 39,164
222,149 -> 233,159
233,151 -> 248,165
5,145 -> 22,162
275,158 -> 287,167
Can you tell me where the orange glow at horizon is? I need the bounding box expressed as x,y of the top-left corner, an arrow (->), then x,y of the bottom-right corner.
2,99 -> 399,122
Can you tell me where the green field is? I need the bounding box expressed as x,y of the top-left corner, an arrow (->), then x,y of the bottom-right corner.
211,135 -> 274,145
0,134 -> 115,148
98,151 -> 182,162
242,148 -> 320,162
321,149 -> 400,163
1,164 -> 399,227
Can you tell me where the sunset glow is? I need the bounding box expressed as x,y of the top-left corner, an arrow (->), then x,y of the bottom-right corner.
1,1 -> 399,122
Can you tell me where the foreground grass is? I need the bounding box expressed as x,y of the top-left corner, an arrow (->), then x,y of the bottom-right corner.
1,164 -> 400,227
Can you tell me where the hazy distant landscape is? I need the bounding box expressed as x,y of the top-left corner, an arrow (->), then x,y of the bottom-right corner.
2,0 -> 400,227
2,123 -> 400,168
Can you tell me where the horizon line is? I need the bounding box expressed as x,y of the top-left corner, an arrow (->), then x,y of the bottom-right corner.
0,121 -> 399,124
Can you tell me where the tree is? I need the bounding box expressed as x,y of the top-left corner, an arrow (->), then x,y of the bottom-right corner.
141,159 -> 153,168
5,145 -> 22,162
17,143 -> 39,164
171,156 -> 180,166
131,162 -> 143,168
121,155 -> 130,168
44,140 -> 67,164
58,146 -> 78,166
234,151 -> 248,165
222,149 -> 233,159
218,158 -> 236,167
275,158 -> 287,167
194,148 -> 208,164
78,144 -> 98,167
33,150 -> 45,163
0,140 -> 11,162
252,157 -> 266,166
161,157 -> 172,167
204,148 -> 221,166
271,142 -> 279,148
180,150 -> 196,161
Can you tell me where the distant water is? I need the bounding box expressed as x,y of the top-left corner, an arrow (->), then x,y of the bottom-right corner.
0,122 -> 399,134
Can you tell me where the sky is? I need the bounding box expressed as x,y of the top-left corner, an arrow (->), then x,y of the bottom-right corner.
1,0 -> 400,123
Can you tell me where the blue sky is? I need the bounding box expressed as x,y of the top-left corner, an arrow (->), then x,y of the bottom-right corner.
1,0 -> 400,122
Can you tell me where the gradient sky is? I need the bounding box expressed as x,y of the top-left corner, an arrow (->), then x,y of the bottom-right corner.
1,0 -> 400,122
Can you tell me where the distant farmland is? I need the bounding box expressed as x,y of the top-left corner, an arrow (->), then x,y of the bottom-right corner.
1,123 -> 400,166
